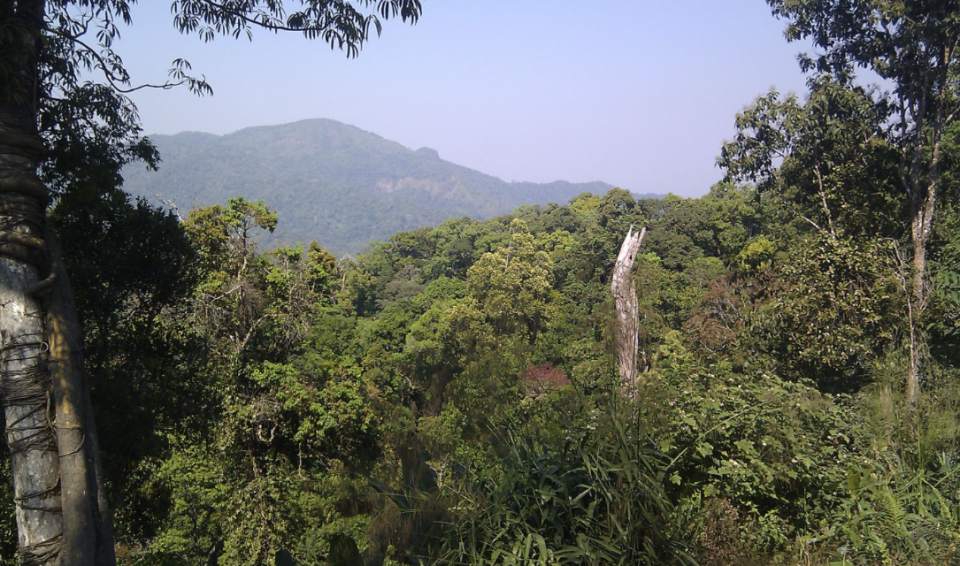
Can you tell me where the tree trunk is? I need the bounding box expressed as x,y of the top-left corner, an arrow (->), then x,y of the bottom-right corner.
0,133 -> 64,565
906,216 -> 923,406
46,231 -> 116,566
1,1 -> 115,561
1,1 -> 66,562
905,183 -> 936,407
611,226 -> 646,398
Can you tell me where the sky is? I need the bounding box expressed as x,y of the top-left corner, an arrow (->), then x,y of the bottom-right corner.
117,1 -> 813,198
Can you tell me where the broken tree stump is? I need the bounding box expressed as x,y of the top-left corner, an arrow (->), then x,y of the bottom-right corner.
611,225 -> 646,398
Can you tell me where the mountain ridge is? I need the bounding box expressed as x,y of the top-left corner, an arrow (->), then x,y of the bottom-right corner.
122,118 -> 634,255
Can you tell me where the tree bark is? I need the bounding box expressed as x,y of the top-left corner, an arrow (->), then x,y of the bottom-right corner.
0,141 -> 64,566
903,107 -> 941,406
611,226 -> 645,398
46,230 -> 116,566
906,212 -> 925,406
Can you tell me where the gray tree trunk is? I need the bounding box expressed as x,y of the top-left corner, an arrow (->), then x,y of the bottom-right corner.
1,0 -> 66,561
1,1 -> 116,560
611,226 -> 646,398
0,186 -> 63,566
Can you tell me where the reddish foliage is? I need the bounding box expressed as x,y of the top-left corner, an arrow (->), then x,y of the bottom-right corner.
685,277 -> 743,354
521,364 -> 571,396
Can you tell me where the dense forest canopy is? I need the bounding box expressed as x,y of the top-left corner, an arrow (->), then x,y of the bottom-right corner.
34,177 -> 960,565
1,1 -> 960,566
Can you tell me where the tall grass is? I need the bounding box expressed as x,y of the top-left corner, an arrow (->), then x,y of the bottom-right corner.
435,403 -> 694,566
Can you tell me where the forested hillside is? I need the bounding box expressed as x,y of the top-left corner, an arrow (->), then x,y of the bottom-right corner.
11,162 -> 957,565
122,119 -> 618,255
3,1 -> 960,566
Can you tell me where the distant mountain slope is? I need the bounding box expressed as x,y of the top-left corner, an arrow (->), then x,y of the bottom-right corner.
122,119 -> 617,255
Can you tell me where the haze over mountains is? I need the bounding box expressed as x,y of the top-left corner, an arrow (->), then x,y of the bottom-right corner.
122,119 -> 641,255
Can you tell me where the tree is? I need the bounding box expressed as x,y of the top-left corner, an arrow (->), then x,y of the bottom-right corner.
0,2 -> 422,565
720,80 -> 903,242
463,219 -> 555,343
763,0 -> 960,404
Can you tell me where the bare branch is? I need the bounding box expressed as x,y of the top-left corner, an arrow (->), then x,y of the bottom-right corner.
46,28 -> 192,94
812,166 -> 835,238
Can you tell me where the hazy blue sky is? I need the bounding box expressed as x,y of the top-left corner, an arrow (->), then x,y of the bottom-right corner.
118,1 -> 812,198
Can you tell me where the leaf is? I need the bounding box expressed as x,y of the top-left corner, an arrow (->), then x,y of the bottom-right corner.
696,441 -> 714,457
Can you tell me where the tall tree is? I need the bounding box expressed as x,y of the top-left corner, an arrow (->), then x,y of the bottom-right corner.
765,0 -> 960,405
0,2 -> 421,564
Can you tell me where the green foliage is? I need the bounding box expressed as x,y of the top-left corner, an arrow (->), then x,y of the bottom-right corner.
37,37 -> 960,563
651,362 -> 854,555
171,0 -> 423,57
752,235 -> 904,392
19,3 -> 960,564
720,80 -> 904,242
43,162 -> 956,566
37,170 -> 957,566
826,465 -> 960,566
122,120 -> 618,255
464,219 -> 556,342
49,181 -> 208,546
929,200 -> 960,361
735,236 -> 776,273
438,410 -> 694,566
804,372 -> 960,566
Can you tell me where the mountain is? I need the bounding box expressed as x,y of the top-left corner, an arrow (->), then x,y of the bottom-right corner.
122,119 -> 618,255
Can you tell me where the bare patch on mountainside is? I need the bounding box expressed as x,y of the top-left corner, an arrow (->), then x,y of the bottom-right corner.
375,176 -> 464,197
